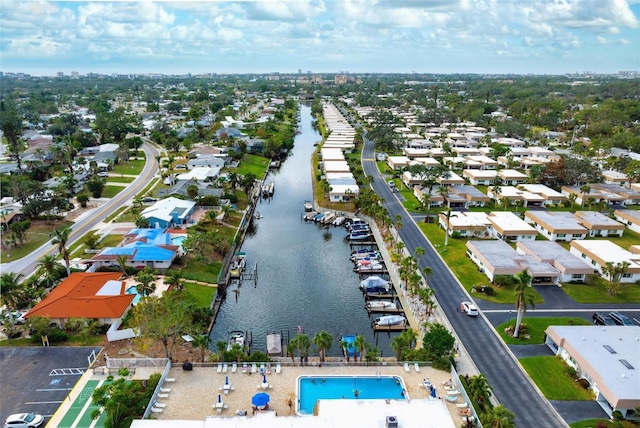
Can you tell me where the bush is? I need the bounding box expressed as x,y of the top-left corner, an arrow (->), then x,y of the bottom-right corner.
612,410 -> 624,421
451,231 -> 462,239
565,366 -> 577,378
483,286 -> 496,296
577,378 -> 590,389
494,275 -> 516,286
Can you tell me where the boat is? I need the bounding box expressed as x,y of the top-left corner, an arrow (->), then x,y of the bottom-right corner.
303,201 -> 314,212
350,251 -> 380,262
359,276 -> 390,293
266,332 -> 282,357
229,252 -> 246,278
261,181 -> 275,197
313,212 -> 325,222
254,212 -> 262,219
332,216 -> 345,226
269,160 -> 281,169
345,218 -> 367,230
304,211 -> 318,221
346,230 -> 372,241
340,335 -> 360,359
321,212 -> 335,224
374,315 -> 406,326
227,331 -> 245,351
366,301 -> 397,311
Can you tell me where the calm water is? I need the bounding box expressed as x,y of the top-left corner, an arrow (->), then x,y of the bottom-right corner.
209,104 -> 395,357
297,375 -> 407,414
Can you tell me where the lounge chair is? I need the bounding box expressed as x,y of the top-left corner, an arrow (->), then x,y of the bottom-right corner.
414,362 -> 421,373
445,395 -> 458,403
223,363 -> 228,373
217,363 -> 223,373
231,362 -> 237,373
151,407 -> 163,413
251,363 -> 257,373
242,363 -> 248,374
404,362 -> 410,372
160,387 -> 171,393
456,402 -> 469,408
165,378 -> 175,383
259,363 -> 265,374
153,402 -> 167,408
275,363 -> 281,374
158,393 -> 169,399
224,389 -> 229,394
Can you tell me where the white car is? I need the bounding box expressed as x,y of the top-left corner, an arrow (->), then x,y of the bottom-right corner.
460,301 -> 479,316
3,413 -> 44,428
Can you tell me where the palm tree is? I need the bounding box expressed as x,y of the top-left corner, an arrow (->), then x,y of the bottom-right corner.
116,254 -> 129,276
390,334 -> 408,361
36,254 -> 65,289
400,329 -> 417,351
313,330 -> 333,363
354,335 -> 367,363
52,227 -> 72,276
136,267 -> 156,297
215,340 -> 227,362
192,334 -> 211,362
579,185 -> 590,207
422,266 -> 434,286
468,373 -> 493,412
481,404 -> 516,428
417,286 -> 436,316
164,270 -> 184,291
0,273 -> 25,319
513,270 -> 536,338
443,209 -> 452,246
568,193 -> 577,210
339,338 -> 351,362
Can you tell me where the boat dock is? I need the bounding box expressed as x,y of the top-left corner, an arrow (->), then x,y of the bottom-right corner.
372,323 -> 410,332
366,306 -> 404,315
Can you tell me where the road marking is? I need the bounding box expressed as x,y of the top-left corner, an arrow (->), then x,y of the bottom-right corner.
50,368 -> 86,376
37,388 -> 74,392
482,308 -> 640,313
25,401 -> 64,404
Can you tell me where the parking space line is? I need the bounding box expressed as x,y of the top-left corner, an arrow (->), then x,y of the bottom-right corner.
25,400 -> 64,404
37,388 -> 74,392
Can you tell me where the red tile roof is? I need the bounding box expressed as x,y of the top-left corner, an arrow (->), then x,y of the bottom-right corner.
26,272 -> 135,320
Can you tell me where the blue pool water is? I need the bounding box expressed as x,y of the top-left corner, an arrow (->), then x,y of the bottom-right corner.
297,375 -> 407,414
126,285 -> 142,305
171,235 -> 186,246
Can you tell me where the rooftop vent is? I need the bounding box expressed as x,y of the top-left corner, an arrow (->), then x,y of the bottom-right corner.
386,416 -> 399,428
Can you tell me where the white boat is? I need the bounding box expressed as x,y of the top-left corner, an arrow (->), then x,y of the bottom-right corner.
321,212 -> 335,224
303,201 -> 314,212
304,211 -> 318,221
366,300 -> 397,310
227,331 -> 245,351
229,252 -> 246,278
332,216 -> 345,226
351,251 -> 380,261
359,276 -> 390,293
356,261 -> 384,272
347,230 -> 372,241
374,315 -> 406,326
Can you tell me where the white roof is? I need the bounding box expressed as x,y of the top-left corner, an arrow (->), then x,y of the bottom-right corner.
519,184 -> 565,199
571,240 -> 640,267
176,167 -> 220,181
446,211 -> 490,227
141,197 -> 196,222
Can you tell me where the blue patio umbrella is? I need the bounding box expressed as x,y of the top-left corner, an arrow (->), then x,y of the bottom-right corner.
262,374 -> 267,384
252,392 -> 270,407
225,376 -> 229,385
430,387 -> 436,398
218,394 -> 222,403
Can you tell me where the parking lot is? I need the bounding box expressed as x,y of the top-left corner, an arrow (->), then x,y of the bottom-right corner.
0,346 -> 102,424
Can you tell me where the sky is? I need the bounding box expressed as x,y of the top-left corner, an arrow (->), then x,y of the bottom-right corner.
1,0 -> 639,76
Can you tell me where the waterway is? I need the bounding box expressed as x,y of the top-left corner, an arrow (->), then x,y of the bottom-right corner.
210,104 -> 395,357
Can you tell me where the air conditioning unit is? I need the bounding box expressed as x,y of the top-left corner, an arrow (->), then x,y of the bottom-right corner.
386,415 -> 399,428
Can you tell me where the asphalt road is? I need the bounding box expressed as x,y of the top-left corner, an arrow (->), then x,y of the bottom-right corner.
360,136 -> 568,427
1,142 -> 160,279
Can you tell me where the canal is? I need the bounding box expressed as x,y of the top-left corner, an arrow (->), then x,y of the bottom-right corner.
209,104 -> 395,358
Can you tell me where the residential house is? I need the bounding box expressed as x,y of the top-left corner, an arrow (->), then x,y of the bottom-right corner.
591,183 -> 640,206
562,185 -> 625,207
518,184 -> 568,207
613,209 -> 640,234
140,197 -> 196,229
320,148 -> 345,161
387,156 -> 411,170
24,272 -> 135,326
403,148 -> 431,159
524,211 -> 588,242
91,240 -> 180,270
545,326 -> 640,419
215,127 -> 244,139
187,155 -> 226,170
465,155 -> 498,170
516,241 -> 593,283
463,169 -> 497,185
486,211 -> 537,242
488,186 -> 545,208
413,186 -> 445,208
569,240 -> 640,283
465,240 -> 559,284
497,169 -> 528,185
323,160 -> 351,174
602,170 -> 629,186
410,157 -> 441,168
439,211 -> 491,238
448,185 -> 491,208
437,171 -> 465,186
0,202 -> 24,231
574,211 -> 625,238
527,147 -> 555,158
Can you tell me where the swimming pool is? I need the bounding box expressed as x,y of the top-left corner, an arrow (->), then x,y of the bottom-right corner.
126,285 -> 142,305
297,375 -> 408,415
171,235 -> 186,246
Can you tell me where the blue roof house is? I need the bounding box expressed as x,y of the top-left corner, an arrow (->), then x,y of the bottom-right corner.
91,242 -> 179,270
140,197 -> 196,229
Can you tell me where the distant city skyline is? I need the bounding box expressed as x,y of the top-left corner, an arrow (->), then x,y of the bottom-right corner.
1,0 -> 638,77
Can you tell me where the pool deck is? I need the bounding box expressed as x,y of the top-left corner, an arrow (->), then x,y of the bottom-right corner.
49,361 -> 469,427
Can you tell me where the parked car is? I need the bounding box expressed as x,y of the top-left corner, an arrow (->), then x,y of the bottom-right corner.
608,311 -> 635,326
3,412 -> 44,427
592,312 -> 616,326
98,171 -> 109,177
460,301 -> 479,316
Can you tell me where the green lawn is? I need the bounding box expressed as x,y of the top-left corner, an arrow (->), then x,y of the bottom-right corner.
112,159 -> 145,175
182,258 -> 223,283
1,220 -> 73,262
104,206 -> 127,223
105,175 -> 135,183
561,278 -> 640,303
69,234 -> 124,259
571,419 -> 637,428
520,356 -> 593,400
102,185 -> 125,198
114,207 -> 139,223
497,317 -> 590,344
184,283 -> 217,308
228,154 -> 269,177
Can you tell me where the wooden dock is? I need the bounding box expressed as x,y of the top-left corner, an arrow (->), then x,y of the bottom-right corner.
363,292 -> 395,300
372,323 -> 409,332
366,306 -> 404,315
